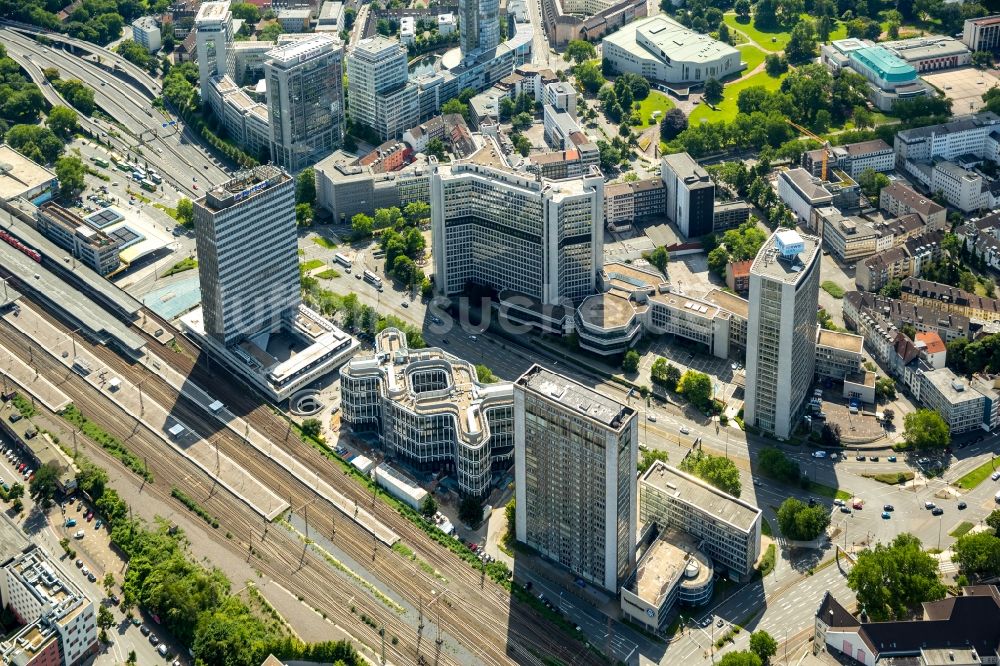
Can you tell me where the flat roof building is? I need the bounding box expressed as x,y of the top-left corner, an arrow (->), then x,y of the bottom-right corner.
745,229 -> 822,439
340,328 -> 514,498
661,152 -> 714,239
963,15 -> 1000,52
0,146 -> 58,206
514,365 -> 638,592
881,35 -> 971,72
639,461 -> 761,581
602,14 -> 742,85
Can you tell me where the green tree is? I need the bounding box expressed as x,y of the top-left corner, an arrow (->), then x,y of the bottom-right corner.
511,112 -> 533,131
776,498 -> 830,541
952,531 -> 1000,581
677,370 -> 713,411
6,125 -> 63,164
352,213 -> 374,238
902,409 -> 950,450
565,39 -> 597,64
680,451 -> 742,497
28,462 -> 60,508
259,22 -> 284,41
735,0 -> 751,19
229,2 -> 261,22
295,203 -> 313,226
127,650 -> 137,664
103,572 -> 116,596
972,50 -> 994,69
475,364 -> 497,383
874,377 -> 896,401
785,20 -> 818,63
458,496 -> 483,525
765,53 -> 788,77
46,105 -> 79,139
718,651 -> 762,666
857,168 -> 890,199
638,449 -> 670,474
403,201 -> 430,225
622,349 -> 640,373
985,510 -> 1000,537
648,246 -> 669,273
426,138 -> 447,160
847,534 -> 946,621
7,482 -> 25,502
441,98 -> 469,122
574,60 -> 605,93
704,78 -> 724,107
176,197 -> 194,227
53,79 -> 96,115
115,39 -> 152,70
300,418 -> 322,439
420,493 -> 438,518
97,605 -> 114,631
749,630 -> 778,665
55,156 -> 86,197
651,358 -> 680,391
880,278 -> 902,299
296,167 -> 316,205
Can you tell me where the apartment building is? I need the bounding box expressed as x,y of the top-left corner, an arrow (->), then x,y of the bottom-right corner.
193,166 -> 299,346
901,277 -> 1000,323
963,15 -> 1000,52
915,331 -> 946,369
802,139 -> 894,179
745,230 -> 822,439
340,328 -> 514,498
725,259 -> 752,294
712,200 -> 752,231
265,36 -> 345,172
662,152 -> 715,239
855,230 -> 944,292
0,545 -> 98,666
603,178 -> 665,230
542,105 -> 600,168
816,208 -> 882,262
430,138 -> 604,314
314,154 -> 431,222
131,16 -> 161,52
514,365 -> 638,592
879,182 -> 947,229
639,461 -> 761,581
894,112 -> 1000,166
34,203 -> 121,276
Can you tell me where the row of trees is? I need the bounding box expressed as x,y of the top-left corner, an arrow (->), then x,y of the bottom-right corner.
73,463 -> 364,666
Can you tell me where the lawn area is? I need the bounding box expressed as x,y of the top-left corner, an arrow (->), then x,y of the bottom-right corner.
315,268 -> 340,279
634,90 -> 675,127
300,259 -> 325,272
689,70 -> 785,124
863,471 -> 915,485
821,281 -> 845,298
162,257 -> 197,277
807,480 -> 852,501
761,517 -> 773,538
723,14 -> 791,52
955,458 -> 1000,490
736,44 -> 766,74
312,235 -> 338,250
949,521 -> 975,538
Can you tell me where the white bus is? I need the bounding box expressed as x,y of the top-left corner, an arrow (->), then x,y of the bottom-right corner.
363,270 -> 382,289
334,253 -> 352,269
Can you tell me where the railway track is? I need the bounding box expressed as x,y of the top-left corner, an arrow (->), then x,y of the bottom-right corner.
4,303 -> 606,666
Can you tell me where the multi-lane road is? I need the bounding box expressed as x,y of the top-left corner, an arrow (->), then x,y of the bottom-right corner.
2,25 -> 229,197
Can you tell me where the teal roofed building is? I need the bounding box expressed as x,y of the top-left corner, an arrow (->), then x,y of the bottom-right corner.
849,46 -> 917,86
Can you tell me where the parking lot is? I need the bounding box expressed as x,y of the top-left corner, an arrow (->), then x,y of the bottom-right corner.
922,66 -> 1000,114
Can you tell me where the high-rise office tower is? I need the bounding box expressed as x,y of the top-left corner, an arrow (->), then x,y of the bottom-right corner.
265,35 -> 345,172
661,152 -> 715,239
194,1 -> 234,98
459,0 -> 500,54
514,365 -> 638,592
346,37 -> 419,141
430,137 -> 604,307
193,166 -> 300,346
744,229 -> 821,439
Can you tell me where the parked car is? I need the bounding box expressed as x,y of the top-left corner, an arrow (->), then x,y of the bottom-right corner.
73,530 -> 85,539
881,511 -> 891,519
95,519 -> 103,529
75,559 -> 83,568
856,455 -> 866,461
140,625 -> 151,636
852,501 -> 863,510
958,502 -> 967,510
992,471 -> 1000,482
840,506 -> 852,514
65,518 -> 76,527
870,456 -> 879,462
932,507 -> 944,516
887,456 -> 897,462
925,501 -> 936,509
883,504 -> 894,512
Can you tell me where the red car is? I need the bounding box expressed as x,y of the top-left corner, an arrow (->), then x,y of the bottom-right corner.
86,512 -> 94,522
469,542 -> 478,552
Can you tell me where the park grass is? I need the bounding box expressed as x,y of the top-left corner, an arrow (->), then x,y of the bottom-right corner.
153,203 -> 179,221
949,521 -> 975,538
315,268 -> 340,279
162,257 -> 197,277
689,70 -> 786,124
955,457 -> 1000,490
863,471 -> 914,485
736,44 -> 767,75
300,259 -> 324,272
761,517 -> 773,538
723,13 -> 791,52
634,90 -> 675,127
806,480 -> 851,501
821,281 -> 845,298
311,236 -> 338,250
757,543 -> 776,577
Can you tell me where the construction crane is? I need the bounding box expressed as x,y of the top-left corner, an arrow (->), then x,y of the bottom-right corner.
787,120 -> 831,181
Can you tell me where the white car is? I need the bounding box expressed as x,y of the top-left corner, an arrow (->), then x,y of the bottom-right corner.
679,426 -> 690,435
647,414 -> 657,422
74,530 -> 85,539
812,451 -> 827,458
992,471 -> 1000,481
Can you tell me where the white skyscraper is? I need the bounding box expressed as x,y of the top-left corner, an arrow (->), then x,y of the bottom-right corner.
744,229 -> 822,439
514,364 -> 638,592
346,36 -> 419,141
193,166 -> 300,346
265,35 -> 345,172
430,137 -> 604,308
194,1 -> 235,98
